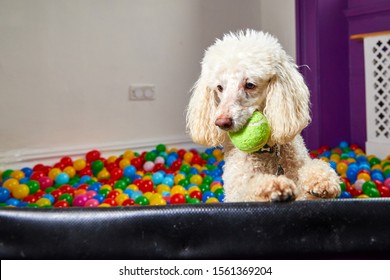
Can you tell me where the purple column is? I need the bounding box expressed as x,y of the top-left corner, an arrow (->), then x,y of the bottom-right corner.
296,0 -> 350,150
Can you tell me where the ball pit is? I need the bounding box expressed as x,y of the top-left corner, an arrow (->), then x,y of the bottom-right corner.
0,145 -> 226,208
1,141 -> 389,208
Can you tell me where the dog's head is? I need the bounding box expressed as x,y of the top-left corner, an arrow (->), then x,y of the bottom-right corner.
186,30 -> 311,147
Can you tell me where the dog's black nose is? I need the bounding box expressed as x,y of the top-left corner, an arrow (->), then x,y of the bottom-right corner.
215,116 -> 233,130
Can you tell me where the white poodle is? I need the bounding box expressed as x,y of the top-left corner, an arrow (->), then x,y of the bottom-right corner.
186,30 -> 340,202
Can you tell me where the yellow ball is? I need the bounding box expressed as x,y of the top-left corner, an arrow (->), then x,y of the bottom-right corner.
12,184 -> 30,199
190,174 -> 203,185
150,196 -> 167,206
126,184 -> 139,191
211,184 -> 223,193
183,152 -> 194,163
119,158 -> 131,169
100,184 -> 113,191
206,197 -> 219,203
48,168 -> 62,181
156,184 -> 170,194
123,150 -> 135,160
63,166 -> 76,178
357,194 -> 370,199
107,155 -> 118,163
98,203 -> 111,207
336,162 -> 348,174
3,178 -> 19,192
357,173 -> 371,181
11,170 -> 25,180
170,185 -> 186,196
174,174 -> 186,185
115,193 -> 129,206
73,159 -> 86,171
36,198 -> 51,207
97,169 -> 110,180
143,192 -> 154,200
188,186 -> 201,195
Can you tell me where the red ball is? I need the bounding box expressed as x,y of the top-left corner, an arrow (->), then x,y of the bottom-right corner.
190,190 -> 202,200
178,149 -> 186,159
378,186 -> 390,197
106,162 -> 118,172
53,162 -> 65,170
34,190 -> 45,199
107,190 -> 121,199
59,184 -> 72,193
131,157 -> 143,170
170,193 -> 186,204
65,188 -> 76,197
340,177 -> 351,187
79,167 -> 92,177
373,180 -> 384,188
309,152 -> 318,159
33,164 -> 45,172
103,198 -> 117,207
23,195 -> 37,203
60,156 -> 73,167
132,178 -> 143,187
50,189 -> 63,201
153,163 -> 165,172
77,184 -> 89,190
171,160 -> 182,171
30,171 -> 45,181
353,189 -> 363,197
191,155 -> 203,165
54,200 -> 70,208
350,144 -> 360,151
122,199 -> 135,206
86,150 -> 101,162
139,180 -> 154,193
110,168 -> 123,180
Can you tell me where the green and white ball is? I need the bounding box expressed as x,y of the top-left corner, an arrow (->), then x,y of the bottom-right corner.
228,111 -> 271,153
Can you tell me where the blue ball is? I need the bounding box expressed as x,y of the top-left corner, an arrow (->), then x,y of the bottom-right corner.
42,194 -> 55,204
166,155 -> 176,167
189,167 -> 199,175
123,189 -> 134,197
339,191 -> 352,199
347,151 -> 357,158
93,194 -> 105,204
6,198 -> 20,207
131,191 -> 142,200
18,201 -> 29,208
372,173 -> 384,182
207,158 -> 217,165
130,174 -> 142,182
56,173 -> 70,185
21,167 -> 33,178
79,175 -> 92,184
124,165 -> 137,178
329,161 -> 337,170
346,169 -> 357,182
218,160 -> 225,169
202,191 -> 216,202
0,187 -> 11,203
87,182 -> 102,192
357,155 -> 368,164
321,151 -> 331,158
152,172 -> 164,185
19,177 -> 30,184
162,177 -> 174,187
339,141 -> 349,149
217,193 -> 225,202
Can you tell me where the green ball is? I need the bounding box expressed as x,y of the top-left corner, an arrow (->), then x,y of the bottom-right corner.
228,111 -> 270,153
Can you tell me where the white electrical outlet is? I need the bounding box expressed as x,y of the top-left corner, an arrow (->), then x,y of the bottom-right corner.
129,85 -> 155,101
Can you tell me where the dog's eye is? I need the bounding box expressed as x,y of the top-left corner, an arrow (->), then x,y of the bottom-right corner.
217,85 -> 223,92
245,82 -> 256,90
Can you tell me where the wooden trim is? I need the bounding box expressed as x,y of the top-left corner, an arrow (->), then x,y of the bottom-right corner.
350,30 -> 390,40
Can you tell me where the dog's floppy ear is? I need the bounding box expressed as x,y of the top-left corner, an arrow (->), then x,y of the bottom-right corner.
264,58 -> 311,144
186,78 -> 225,146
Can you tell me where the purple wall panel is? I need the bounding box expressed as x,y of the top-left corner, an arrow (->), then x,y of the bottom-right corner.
296,0 -> 390,150
296,0 -> 350,150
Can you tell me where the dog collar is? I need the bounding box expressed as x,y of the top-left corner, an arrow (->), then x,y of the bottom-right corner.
254,144 -> 285,176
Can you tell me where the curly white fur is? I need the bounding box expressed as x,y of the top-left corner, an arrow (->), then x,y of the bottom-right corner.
186,30 -> 340,202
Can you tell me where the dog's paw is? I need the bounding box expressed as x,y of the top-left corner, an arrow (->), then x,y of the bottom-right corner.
306,180 -> 341,199
264,176 -> 298,202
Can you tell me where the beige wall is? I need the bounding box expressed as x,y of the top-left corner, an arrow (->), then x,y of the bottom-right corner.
0,0 -> 295,166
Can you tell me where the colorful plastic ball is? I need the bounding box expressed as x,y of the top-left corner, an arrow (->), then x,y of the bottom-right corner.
55,173 -> 70,185
115,193 -> 129,206
6,198 -> 21,207
170,193 -> 186,204
2,169 -> 14,180
91,160 -> 104,174
86,150 -> 101,162
135,195 -> 149,206
202,191 -> 216,202
130,190 -> 143,200
36,176 -> 52,191
110,168 -> 123,180
11,170 -> 25,180
162,177 -> 174,187
21,167 -> 33,178
156,144 -> 166,153
188,198 -> 201,204
384,178 -> 390,188
154,156 -> 165,165
73,194 -> 89,207
143,161 -> 155,172
152,172 -> 164,185
54,200 -> 70,208
36,198 -> 51,207
139,180 -> 154,193
3,178 -> 19,192
84,199 -> 100,207
206,197 -> 219,203
41,194 -> 55,204
93,194 -> 105,204
339,191 -> 352,198
0,187 -> 11,202
190,190 -> 202,200
122,199 -> 135,206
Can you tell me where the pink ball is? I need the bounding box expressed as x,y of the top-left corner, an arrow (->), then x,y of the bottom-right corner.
354,179 -> 365,191
384,178 -> 390,189
73,194 -> 88,207
154,156 -> 165,164
143,161 -> 155,172
38,176 -> 53,190
84,199 -> 100,207
85,190 -> 97,199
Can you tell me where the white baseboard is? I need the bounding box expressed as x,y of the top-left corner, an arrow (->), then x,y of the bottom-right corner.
366,140 -> 390,160
0,135 -> 206,170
